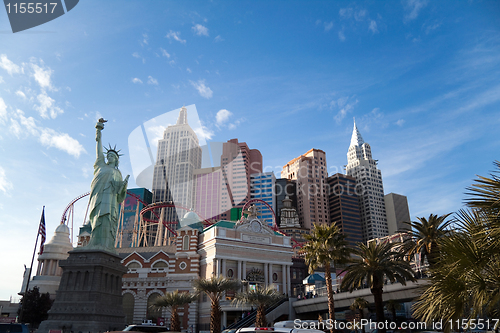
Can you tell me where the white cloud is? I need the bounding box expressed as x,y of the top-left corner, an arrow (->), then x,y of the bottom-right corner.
31,63 -> 53,90
160,48 -> 170,58
214,35 -> 224,42
354,9 -> 367,21
0,97 -> 7,122
39,128 -> 85,158
324,22 -> 334,32
132,52 -> 146,63
369,20 -> 379,34
142,33 -> 149,45
166,30 -> 186,44
338,29 -> 346,42
192,24 -> 209,36
9,118 -> 21,137
404,0 -> 428,21
0,166 -> 13,193
194,125 -> 214,140
0,54 -> 21,75
186,68 -> 192,73
334,97 -> 359,123
339,8 -> 353,19
34,91 -> 63,119
216,109 -> 232,127
396,119 -> 405,126
190,79 -> 213,99
425,22 -> 441,34
132,78 -> 143,84
0,76 -> 4,83
15,90 -> 26,99
147,76 -> 158,85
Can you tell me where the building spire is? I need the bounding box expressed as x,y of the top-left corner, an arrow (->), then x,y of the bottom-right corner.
176,106 -> 188,125
350,118 -> 364,147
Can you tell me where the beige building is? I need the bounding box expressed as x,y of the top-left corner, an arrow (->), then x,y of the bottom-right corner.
281,148 -> 329,229
29,223 -> 74,299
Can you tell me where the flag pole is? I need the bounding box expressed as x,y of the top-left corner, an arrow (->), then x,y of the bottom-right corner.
19,206 -> 45,323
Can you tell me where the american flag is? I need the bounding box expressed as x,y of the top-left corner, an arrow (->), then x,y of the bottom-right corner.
38,207 -> 46,254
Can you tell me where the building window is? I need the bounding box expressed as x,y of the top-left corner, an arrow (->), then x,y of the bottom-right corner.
273,273 -> 278,282
227,269 -> 234,278
183,235 -> 190,250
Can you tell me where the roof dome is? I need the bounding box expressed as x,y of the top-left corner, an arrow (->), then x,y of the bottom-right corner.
39,223 -> 73,259
179,211 -> 201,227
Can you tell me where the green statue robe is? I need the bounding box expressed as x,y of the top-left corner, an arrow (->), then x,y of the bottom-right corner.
86,123 -> 128,251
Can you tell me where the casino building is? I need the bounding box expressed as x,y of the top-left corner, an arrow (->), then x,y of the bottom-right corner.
114,206 -> 293,330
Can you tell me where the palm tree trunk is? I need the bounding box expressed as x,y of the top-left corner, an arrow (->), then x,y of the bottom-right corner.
371,287 -> 385,333
256,305 -> 266,327
325,262 -> 335,333
211,299 -> 221,333
171,306 -> 181,332
359,311 -> 365,333
391,308 -> 397,325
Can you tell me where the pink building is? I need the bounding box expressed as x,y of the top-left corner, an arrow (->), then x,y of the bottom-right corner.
194,167 -> 222,223
220,139 -> 262,220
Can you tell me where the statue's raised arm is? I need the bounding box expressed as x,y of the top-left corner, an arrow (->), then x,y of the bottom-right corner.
83,118 -> 129,252
95,118 -> 107,162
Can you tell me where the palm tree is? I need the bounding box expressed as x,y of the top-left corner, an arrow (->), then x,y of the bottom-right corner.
193,276 -> 241,333
384,299 -> 401,324
412,161 -> 500,331
341,241 -> 415,333
232,284 -> 283,327
350,298 -> 369,333
403,213 -> 452,269
302,223 -> 350,331
151,290 -> 198,332
412,209 -> 500,331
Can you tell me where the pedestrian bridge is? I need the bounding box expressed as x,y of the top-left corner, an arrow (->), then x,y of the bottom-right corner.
293,279 -> 428,315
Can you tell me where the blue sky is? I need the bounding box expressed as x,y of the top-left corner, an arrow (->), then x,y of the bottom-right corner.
1,0 -> 500,300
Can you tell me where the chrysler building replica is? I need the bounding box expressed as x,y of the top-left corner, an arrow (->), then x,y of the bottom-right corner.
345,120 -> 388,242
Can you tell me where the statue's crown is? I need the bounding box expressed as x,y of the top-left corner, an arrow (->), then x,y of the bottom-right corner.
104,144 -> 123,157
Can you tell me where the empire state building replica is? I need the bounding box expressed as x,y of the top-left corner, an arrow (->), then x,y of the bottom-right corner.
151,106 -> 202,237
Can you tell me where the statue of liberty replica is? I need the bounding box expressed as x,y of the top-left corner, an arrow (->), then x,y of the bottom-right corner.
38,119 -> 128,333
87,118 -> 129,251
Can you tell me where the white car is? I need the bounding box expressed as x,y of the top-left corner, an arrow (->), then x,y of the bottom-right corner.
236,327 -> 325,333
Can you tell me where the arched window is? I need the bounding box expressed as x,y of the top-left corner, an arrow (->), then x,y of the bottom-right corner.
123,293 -> 135,325
127,262 -> 141,272
183,235 -> 190,251
151,261 -> 168,272
147,293 -> 162,321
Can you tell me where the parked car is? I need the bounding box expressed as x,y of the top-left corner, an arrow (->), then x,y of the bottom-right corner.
236,327 -> 325,333
107,324 -> 172,333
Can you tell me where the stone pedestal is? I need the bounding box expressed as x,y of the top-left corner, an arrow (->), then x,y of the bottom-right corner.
38,249 -> 127,333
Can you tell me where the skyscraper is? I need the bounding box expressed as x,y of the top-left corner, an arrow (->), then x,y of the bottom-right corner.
384,192 -> 411,235
152,106 -> 202,233
220,138 -> 262,220
250,172 -> 276,227
281,148 -> 329,229
345,120 -> 388,242
194,167 -> 222,223
327,173 -> 363,247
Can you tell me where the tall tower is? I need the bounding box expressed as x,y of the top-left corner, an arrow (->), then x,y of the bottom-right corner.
281,148 -> 329,229
220,138 -> 262,220
152,107 -> 202,234
345,120 -> 388,242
